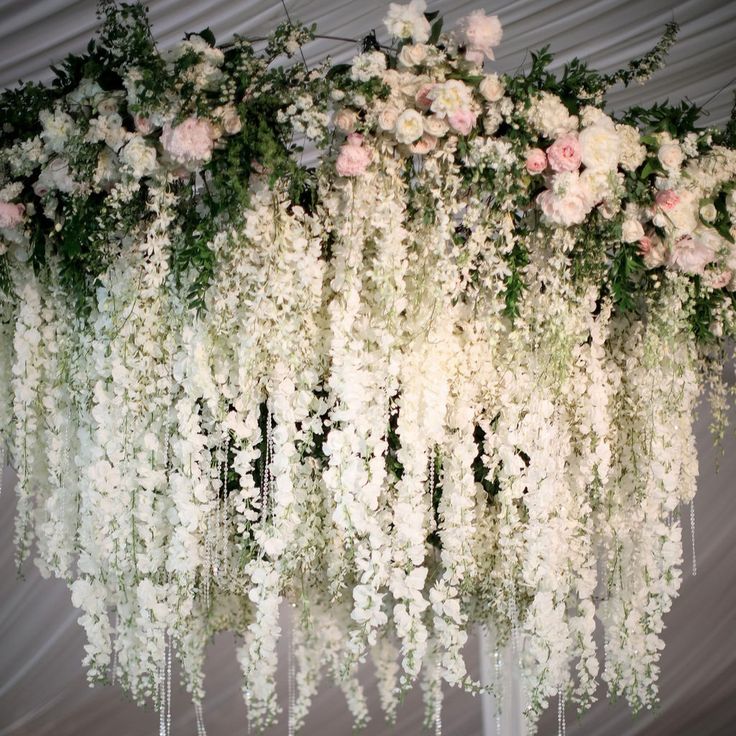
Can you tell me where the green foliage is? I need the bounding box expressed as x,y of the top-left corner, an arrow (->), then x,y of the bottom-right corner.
622,100 -> 702,137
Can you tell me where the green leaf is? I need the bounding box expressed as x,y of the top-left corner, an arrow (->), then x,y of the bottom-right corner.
326,63 -> 351,80
429,18 -> 443,46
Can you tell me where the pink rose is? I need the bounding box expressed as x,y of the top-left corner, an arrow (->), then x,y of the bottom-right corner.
410,134 -> 437,155
525,148 -> 547,174
134,115 -> 154,135
415,84 -> 435,111
160,117 -> 216,167
655,189 -> 680,211
448,109 -> 477,136
0,201 -> 24,229
546,134 -> 581,173
336,143 -> 371,177
456,10 -> 503,62
347,132 -> 364,146
638,235 -> 652,255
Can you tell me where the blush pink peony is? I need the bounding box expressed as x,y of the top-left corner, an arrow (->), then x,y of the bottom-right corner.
546,134 -> 581,172
456,10 -> 503,64
161,116 -> 216,167
0,201 -> 24,229
336,141 -> 371,176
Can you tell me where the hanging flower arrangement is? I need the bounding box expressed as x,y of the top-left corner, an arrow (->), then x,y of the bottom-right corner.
1,0 -> 735,732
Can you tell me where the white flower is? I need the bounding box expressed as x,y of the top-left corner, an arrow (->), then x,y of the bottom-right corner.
527,92 -> 578,138
658,142 -> 684,172
479,74 -> 505,102
622,219 -> 645,243
699,202 -> 717,223
428,80 -> 473,118
39,109 -> 75,154
384,0 -> 431,43
377,106 -> 401,132
423,115 -> 449,138
398,44 -> 430,68
616,124 -> 647,171
579,122 -> 620,172
395,110 -> 424,144
350,51 -> 387,82
120,136 -> 158,179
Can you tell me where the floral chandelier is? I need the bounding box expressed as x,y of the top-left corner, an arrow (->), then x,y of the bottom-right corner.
1,0 -> 735,733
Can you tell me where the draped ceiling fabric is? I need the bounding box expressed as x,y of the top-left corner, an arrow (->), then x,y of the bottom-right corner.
1,1 -> 736,734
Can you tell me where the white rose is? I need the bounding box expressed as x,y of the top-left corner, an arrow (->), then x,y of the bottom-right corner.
479,74 -> 505,102
335,108 -> 359,133
398,44 -> 429,68
378,106 -> 400,132
395,109 -> 424,144
579,123 -> 620,172
700,202 -> 717,223
622,219 -> 645,243
658,142 -> 684,172
423,115 -> 449,138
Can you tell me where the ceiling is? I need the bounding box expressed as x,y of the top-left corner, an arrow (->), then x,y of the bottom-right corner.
1,1 -> 736,734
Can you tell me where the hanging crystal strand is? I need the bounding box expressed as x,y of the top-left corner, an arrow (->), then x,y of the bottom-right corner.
218,436 -> 228,580
203,514 -> 212,610
194,700 -> 207,736
267,407 -> 274,519
494,648 -> 501,736
111,611 -> 118,686
0,441 -> 6,496
690,500 -> 697,576
158,648 -> 166,736
433,677 -> 442,736
557,687 -> 566,736
245,687 -> 252,735
288,627 -> 295,736
260,406 -> 273,525
166,632 -> 172,736
509,594 -> 519,655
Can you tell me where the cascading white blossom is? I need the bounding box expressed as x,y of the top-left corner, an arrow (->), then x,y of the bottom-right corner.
1,3 -> 735,734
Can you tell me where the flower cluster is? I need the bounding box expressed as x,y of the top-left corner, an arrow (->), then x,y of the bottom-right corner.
1,2 -> 735,735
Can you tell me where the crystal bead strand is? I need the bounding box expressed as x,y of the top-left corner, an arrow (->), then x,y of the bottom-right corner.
433,678 -> 442,736
111,611 -> 117,686
166,633 -> 172,736
194,700 -> 207,736
494,648 -> 501,736
219,437 -> 228,579
267,408 -> 274,519
557,688 -> 566,736
690,500 -> 697,576
158,652 -> 166,736
245,688 -> 252,735
0,442 -> 5,496
288,629 -> 295,736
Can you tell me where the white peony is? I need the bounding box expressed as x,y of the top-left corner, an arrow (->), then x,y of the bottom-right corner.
395,109 -> 424,144
119,136 -> 158,179
39,108 -> 75,154
579,122 -> 620,172
428,79 -> 473,117
384,0 -> 431,43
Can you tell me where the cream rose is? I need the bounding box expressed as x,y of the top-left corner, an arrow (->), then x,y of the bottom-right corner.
335,108 -> 359,133
658,142 -> 684,172
479,74 -> 505,102
622,219 -> 645,243
699,202 -> 717,223
398,44 -> 429,68
378,106 -> 400,132
423,115 -> 449,138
